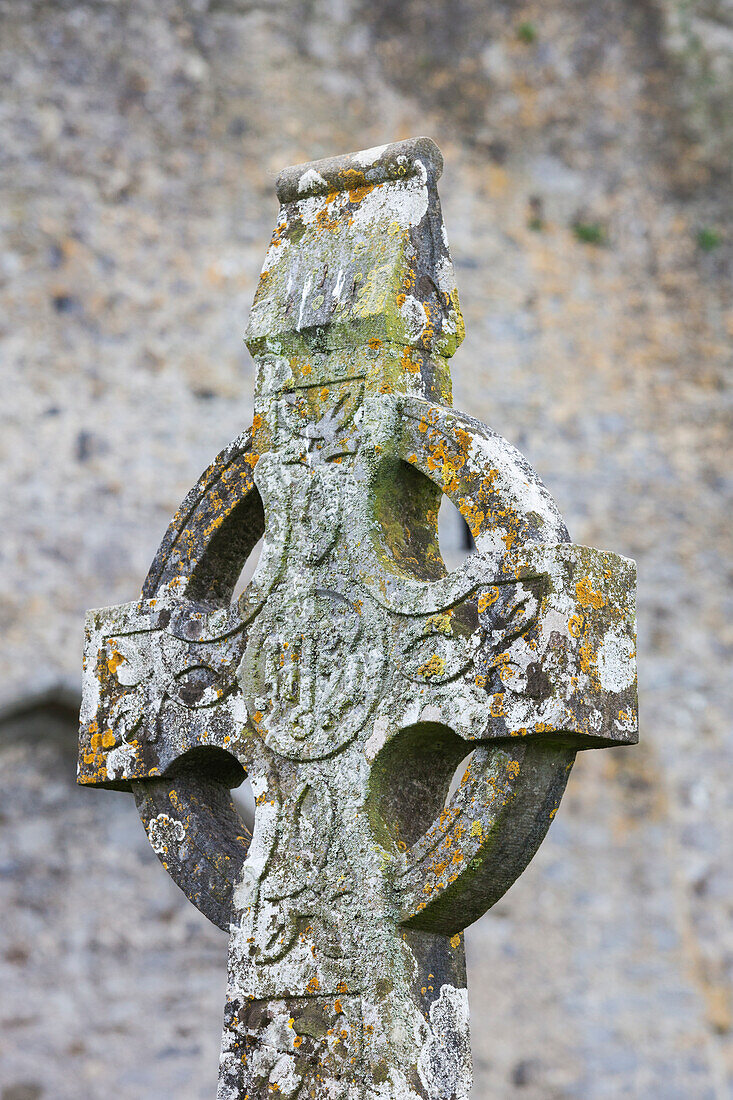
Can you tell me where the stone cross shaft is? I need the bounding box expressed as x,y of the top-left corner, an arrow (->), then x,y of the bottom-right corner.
79,138 -> 638,1099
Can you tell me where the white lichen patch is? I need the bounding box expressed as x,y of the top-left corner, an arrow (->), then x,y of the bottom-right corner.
364,714 -> 391,762
418,985 -> 472,1100
348,173 -> 429,234
400,294 -> 429,341
147,813 -> 185,856
355,143 -> 389,166
597,623 -> 636,693
297,167 -> 328,193
104,741 -> 138,780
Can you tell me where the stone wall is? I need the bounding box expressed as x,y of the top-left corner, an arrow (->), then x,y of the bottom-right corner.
1,1 -> 730,1097
658,0 -> 733,172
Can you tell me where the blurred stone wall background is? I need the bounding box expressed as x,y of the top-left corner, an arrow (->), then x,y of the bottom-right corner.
1,1 -> 731,1097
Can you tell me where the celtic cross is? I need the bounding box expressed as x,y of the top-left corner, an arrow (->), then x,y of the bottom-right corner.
79,138 -> 638,1099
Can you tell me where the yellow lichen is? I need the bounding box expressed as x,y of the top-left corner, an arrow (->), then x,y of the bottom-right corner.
417,653 -> 447,680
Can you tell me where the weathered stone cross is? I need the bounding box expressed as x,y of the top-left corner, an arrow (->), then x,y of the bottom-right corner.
79,138 -> 638,1099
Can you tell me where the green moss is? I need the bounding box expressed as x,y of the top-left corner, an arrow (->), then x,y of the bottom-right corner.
293,1006 -> 329,1040
517,22 -> 537,44
697,227 -> 722,252
375,976 -> 394,998
373,1061 -> 390,1085
573,221 -> 606,246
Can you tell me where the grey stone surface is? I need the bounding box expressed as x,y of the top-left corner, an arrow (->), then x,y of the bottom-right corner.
1,1 -> 731,1098
658,0 -> 733,172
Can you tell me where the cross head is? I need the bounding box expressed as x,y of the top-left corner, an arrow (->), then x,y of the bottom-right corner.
79,138 -> 638,1099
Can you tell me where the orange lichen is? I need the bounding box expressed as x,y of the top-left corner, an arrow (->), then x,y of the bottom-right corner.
489,692 -> 505,717
106,647 -> 124,676
579,636 -> 598,678
401,347 -> 420,374
576,575 -> 605,609
478,587 -> 500,613
347,183 -> 374,204
458,498 -> 485,537
569,613 -> 584,637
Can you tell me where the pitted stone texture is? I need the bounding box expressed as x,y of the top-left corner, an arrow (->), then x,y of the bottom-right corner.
78,139 -> 636,1098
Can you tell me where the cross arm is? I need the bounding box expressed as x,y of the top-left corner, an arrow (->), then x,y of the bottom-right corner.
78,599 -> 249,790
491,543 -> 638,745
356,394 -> 638,749
378,542 -> 637,750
